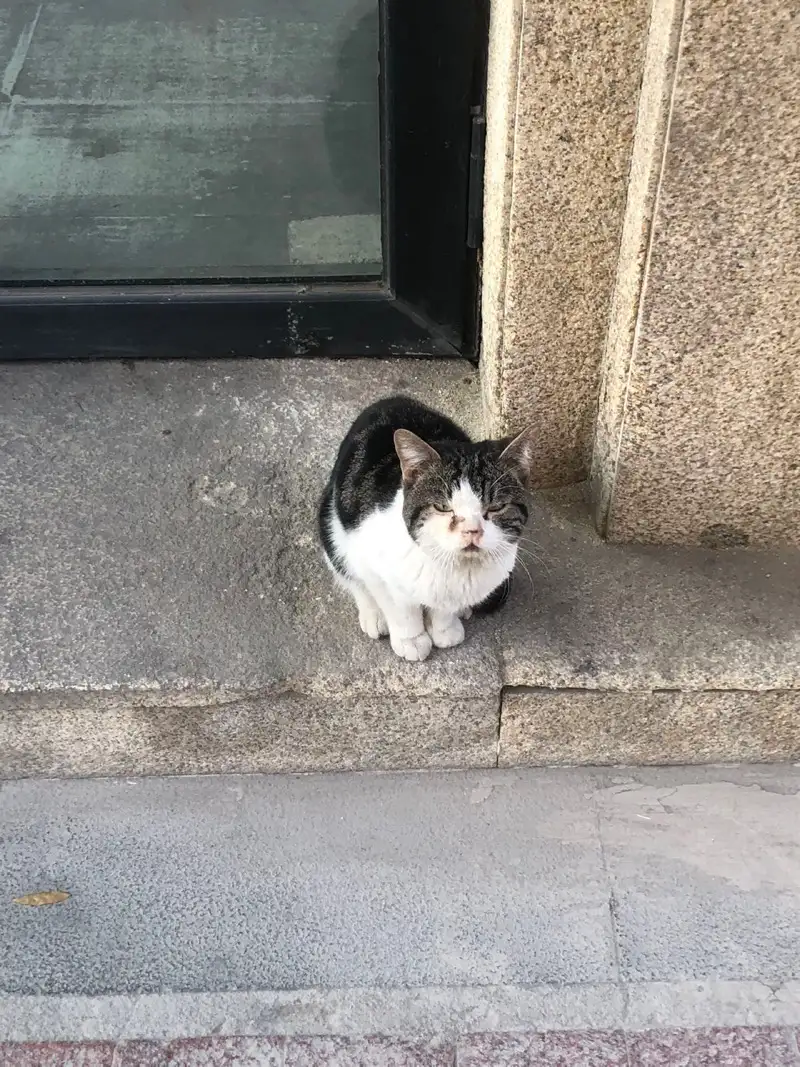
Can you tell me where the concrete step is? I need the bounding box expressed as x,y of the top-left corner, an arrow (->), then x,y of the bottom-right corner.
1,358 -> 798,777
2,765 -> 800,1042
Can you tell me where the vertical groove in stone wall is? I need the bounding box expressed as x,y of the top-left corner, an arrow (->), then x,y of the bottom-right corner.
590,0 -> 688,534
480,0 -> 525,435
591,0 -> 800,545
480,0 -> 650,486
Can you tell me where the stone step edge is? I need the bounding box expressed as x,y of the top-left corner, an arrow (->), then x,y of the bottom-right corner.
3,681 -> 798,707
1,684 -> 798,779
2,981 -> 800,1044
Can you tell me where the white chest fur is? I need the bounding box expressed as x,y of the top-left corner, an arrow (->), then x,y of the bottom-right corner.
330,489 -> 515,611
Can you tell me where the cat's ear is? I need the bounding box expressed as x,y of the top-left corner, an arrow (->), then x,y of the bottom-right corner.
394,429 -> 441,485
499,425 -> 536,484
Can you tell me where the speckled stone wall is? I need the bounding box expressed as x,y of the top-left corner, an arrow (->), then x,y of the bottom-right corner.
592,0 -> 800,545
480,0 -> 650,486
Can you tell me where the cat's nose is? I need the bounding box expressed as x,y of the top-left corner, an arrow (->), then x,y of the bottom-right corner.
462,523 -> 483,544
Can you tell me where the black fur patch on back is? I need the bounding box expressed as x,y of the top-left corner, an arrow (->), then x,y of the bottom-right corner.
320,397 -> 471,534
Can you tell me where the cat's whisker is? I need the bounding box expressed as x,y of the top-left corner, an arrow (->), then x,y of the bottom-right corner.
485,470 -> 510,496
514,554 -> 535,588
516,533 -> 549,551
515,548 -> 550,577
516,536 -> 553,564
515,540 -> 551,571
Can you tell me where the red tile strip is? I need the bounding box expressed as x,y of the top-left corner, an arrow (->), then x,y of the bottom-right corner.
458,1030 -> 628,1066
1,1028 -> 799,1067
625,1027 -> 798,1067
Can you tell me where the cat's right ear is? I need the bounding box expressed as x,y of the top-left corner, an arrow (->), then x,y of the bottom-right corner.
394,429 -> 440,486
499,425 -> 536,484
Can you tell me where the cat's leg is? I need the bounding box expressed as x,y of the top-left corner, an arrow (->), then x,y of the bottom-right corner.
367,582 -> 432,661
459,606 -> 473,620
353,583 -> 389,639
388,605 -> 433,661
325,555 -> 388,639
343,577 -> 388,639
426,608 -> 465,649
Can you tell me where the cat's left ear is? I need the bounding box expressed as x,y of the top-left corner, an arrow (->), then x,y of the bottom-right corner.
394,429 -> 440,485
499,425 -> 536,484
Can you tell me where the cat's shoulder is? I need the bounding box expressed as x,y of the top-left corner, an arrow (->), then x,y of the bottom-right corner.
342,396 -> 471,445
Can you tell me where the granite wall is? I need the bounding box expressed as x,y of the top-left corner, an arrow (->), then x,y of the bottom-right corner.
483,0 -> 799,545
591,0 -> 800,545
480,0 -> 650,486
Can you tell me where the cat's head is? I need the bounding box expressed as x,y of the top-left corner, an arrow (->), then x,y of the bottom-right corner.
393,427 -> 534,565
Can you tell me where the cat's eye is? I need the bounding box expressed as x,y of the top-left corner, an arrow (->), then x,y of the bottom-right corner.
484,505 -> 506,518
433,503 -> 451,513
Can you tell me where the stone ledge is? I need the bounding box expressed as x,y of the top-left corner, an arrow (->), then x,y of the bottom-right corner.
0,690 -> 498,777
499,689 -> 800,767
1,359 -> 798,777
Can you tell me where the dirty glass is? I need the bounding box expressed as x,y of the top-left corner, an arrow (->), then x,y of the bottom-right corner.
0,0 -> 382,282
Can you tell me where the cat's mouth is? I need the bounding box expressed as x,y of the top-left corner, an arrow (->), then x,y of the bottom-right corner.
461,543 -> 482,554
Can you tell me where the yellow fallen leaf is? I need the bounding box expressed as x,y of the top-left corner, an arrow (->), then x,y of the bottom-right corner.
12,890 -> 70,907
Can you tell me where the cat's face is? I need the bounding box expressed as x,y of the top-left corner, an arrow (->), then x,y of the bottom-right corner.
394,428 -> 534,566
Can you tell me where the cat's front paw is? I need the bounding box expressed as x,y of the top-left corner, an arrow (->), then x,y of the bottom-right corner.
459,606 -> 473,620
427,614 -> 465,649
359,606 -> 389,640
390,631 -> 433,662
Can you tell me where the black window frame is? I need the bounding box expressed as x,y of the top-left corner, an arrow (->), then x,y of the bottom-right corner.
0,0 -> 488,362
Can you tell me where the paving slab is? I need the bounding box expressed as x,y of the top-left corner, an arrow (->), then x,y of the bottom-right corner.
498,488 -> 800,692
498,689 -> 800,767
0,768 -> 616,996
497,488 -> 800,766
0,766 -> 799,1046
595,767 -> 800,984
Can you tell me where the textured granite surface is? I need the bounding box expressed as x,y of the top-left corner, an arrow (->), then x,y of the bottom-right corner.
592,0 -> 800,545
0,691 -> 498,777
496,491 -> 800,693
459,1031 -> 630,1067
500,689 -> 800,767
590,0 -> 684,532
0,359 -> 499,775
1,362 -> 799,776
481,0 -> 649,484
285,1038 -> 452,1067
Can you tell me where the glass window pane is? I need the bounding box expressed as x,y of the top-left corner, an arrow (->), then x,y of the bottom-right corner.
0,0 -> 382,282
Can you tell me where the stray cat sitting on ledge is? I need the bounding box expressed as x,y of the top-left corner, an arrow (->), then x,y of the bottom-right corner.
318,396 -> 534,662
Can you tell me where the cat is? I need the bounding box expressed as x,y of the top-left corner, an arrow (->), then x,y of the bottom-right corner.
318,396 -> 534,662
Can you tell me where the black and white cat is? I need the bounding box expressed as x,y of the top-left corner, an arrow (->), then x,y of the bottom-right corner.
318,396 -> 534,662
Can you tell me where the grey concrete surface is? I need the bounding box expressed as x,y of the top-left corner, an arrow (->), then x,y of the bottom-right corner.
1,765 -> 799,1033
0,360 -> 501,776
0,0 -> 381,281
1,768 -> 614,995
5,981 -> 800,1043
1,359 -> 799,776
498,487 -> 800,693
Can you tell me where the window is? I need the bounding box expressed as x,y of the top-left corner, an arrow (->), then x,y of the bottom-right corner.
0,0 -> 487,360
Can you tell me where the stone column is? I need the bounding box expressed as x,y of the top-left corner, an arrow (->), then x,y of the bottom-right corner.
480,0 -> 650,485
591,0 -> 800,545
